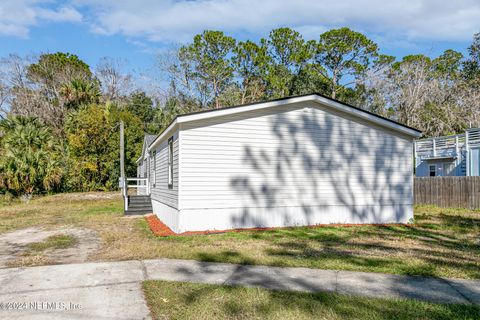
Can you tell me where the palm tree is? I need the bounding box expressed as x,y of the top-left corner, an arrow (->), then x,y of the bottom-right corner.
60,79 -> 101,109
0,116 -> 63,196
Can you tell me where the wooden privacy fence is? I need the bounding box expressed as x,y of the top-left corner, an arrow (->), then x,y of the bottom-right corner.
414,176 -> 480,208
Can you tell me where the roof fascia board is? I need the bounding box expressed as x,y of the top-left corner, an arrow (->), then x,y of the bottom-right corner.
176,96 -> 311,124
148,120 -> 178,151
135,141 -> 146,164
312,96 -> 422,138
175,94 -> 421,138
136,139 -> 149,163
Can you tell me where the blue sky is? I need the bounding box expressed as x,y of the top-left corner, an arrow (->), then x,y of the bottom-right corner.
1,0 -> 479,83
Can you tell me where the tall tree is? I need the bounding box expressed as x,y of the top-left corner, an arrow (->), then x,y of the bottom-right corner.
126,91 -> 155,127
290,63 -> 330,96
95,57 -> 133,103
314,27 -> 388,99
459,33 -> 480,128
0,82 -> 8,119
60,78 -> 101,109
10,52 -> 94,136
65,103 -> 143,191
463,32 -> 480,80
370,52 -> 466,136
27,52 -> 92,99
180,30 -> 236,108
383,55 -> 433,128
232,40 -> 268,104
261,28 -> 310,97
0,54 -> 35,119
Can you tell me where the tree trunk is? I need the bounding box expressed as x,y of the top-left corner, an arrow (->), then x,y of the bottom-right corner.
331,70 -> 337,99
213,78 -> 220,108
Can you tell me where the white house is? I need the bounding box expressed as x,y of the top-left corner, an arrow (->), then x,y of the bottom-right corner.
135,93 -> 422,233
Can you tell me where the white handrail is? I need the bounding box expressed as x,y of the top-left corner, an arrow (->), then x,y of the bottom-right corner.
126,178 -> 148,182
124,177 -> 150,198
126,177 -> 148,189
122,178 -> 128,211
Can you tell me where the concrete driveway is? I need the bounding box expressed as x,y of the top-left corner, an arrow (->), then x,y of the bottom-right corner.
1,259 -> 479,319
0,261 -> 149,320
0,227 -> 100,268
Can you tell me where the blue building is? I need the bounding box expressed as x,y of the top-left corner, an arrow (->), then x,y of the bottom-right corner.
415,128 -> 480,177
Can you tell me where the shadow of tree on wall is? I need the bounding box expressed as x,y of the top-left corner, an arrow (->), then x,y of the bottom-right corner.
230,104 -> 411,228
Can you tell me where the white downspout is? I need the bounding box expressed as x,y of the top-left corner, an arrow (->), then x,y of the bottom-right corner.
413,141 -> 417,176
146,154 -> 150,195
466,131 -> 470,176
455,135 -> 459,176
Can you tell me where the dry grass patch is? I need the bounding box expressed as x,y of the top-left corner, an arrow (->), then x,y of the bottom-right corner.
6,255 -> 54,268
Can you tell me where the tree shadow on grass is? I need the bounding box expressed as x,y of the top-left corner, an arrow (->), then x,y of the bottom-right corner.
196,250 -> 256,265
437,213 -> 480,229
189,216 -> 480,278
152,281 -> 480,320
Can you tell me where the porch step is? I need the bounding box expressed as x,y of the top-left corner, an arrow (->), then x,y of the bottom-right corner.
125,195 -> 153,215
125,209 -> 152,216
129,198 -> 151,204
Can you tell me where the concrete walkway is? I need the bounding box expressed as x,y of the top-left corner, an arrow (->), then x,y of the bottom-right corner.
0,258 -> 479,319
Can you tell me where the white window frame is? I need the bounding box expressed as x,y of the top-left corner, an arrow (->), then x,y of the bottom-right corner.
168,137 -> 173,189
152,150 -> 156,188
429,164 -> 436,177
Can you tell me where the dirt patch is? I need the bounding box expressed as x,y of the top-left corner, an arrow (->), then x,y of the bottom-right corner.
48,192 -> 122,201
67,192 -> 121,200
0,227 -> 101,268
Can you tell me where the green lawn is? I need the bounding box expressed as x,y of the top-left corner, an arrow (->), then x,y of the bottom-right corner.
142,280 -> 480,320
0,192 -> 479,279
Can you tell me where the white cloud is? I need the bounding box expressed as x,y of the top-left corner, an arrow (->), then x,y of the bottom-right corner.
37,6 -> 82,23
1,0 -> 479,45
75,0 -> 480,43
0,1 -> 82,37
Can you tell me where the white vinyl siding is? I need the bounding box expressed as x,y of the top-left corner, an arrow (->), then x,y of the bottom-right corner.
177,101 -> 413,230
150,130 -> 179,209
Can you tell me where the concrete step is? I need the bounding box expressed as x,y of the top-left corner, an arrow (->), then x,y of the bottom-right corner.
125,195 -> 152,216
129,201 -> 151,206
129,197 -> 150,201
127,207 -> 152,212
128,202 -> 152,207
124,210 -> 151,216
129,196 -> 150,201
128,201 -> 151,205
